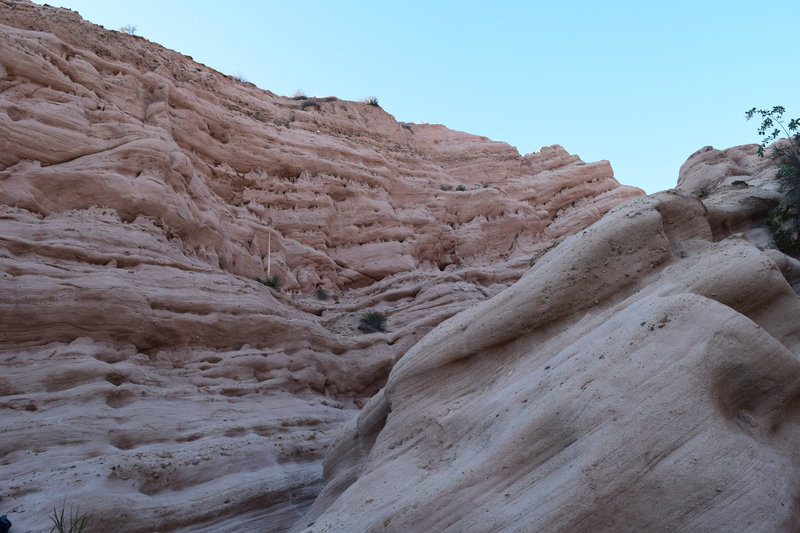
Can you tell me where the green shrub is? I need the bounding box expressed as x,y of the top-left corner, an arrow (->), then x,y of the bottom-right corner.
358,310 -> 386,333
256,274 -> 281,290
362,96 -> 379,107
768,207 -> 800,256
746,106 -> 800,157
49,499 -> 92,533
456,184 -> 466,191
747,106 -> 800,256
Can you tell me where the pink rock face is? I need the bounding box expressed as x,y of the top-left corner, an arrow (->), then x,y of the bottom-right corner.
0,2 -> 642,532
677,144 -> 779,194
0,2 -> 640,293
3,2 -> 800,532
300,189 -> 800,533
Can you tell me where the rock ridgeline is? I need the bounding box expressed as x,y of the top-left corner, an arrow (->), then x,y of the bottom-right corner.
0,1 -> 643,532
0,0 -> 640,294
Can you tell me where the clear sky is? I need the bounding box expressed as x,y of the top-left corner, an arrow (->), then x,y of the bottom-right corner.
32,0 -> 799,193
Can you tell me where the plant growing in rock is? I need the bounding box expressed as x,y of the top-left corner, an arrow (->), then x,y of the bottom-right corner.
746,106 -> 800,157
747,106 -> 800,255
362,96 -> 380,107
49,499 -> 92,533
315,288 -> 330,301
456,184 -> 466,191
299,100 -> 320,110
119,24 -> 137,35
358,310 -> 386,333
257,274 -> 281,290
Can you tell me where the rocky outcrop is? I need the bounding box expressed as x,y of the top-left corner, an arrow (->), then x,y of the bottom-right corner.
300,151 -> 800,531
0,1 -> 643,532
0,1 -> 640,293
677,143 -> 779,193
4,2 -> 799,532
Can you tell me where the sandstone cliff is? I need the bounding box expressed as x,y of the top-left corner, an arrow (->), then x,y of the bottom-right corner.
0,1 -> 643,532
299,148 -> 800,532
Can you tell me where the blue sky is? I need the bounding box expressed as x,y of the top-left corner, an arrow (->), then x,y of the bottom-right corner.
33,0 -> 799,193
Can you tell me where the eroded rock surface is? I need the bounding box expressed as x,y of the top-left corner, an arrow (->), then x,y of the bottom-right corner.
300,150 -> 800,531
0,1 -> 642,531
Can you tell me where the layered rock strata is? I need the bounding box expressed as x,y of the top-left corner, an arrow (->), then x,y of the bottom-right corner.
0,1 -> 642,531
299,148 -> 800,532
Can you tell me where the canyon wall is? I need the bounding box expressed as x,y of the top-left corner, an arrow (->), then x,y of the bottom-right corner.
4,2 -> 799,531
0,1 -> 642,531
299,147 -> 800,532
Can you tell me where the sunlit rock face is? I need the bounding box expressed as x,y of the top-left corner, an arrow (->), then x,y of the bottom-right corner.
0,1 -> 643,532
0,2 -> 640,294
299,183 -> 800,532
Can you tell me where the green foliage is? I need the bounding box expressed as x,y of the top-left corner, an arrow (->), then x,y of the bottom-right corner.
768,207 -> 800,257
358,310 -> 386,333
455,184 -> 466,191
747,106 -> 800,256
362,96 -> 380,107
745,106 -> 800,157
256,274 -> 281,290
49,500 -> 92,533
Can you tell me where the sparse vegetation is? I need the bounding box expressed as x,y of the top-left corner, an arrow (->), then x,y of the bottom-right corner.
119,24 -> 137,35
49,499 -> 92,533
300,100 -> 320,110
232,72 -> 247,83
358,310 -> 386,333
362,96 -> 380,107
440,184 -> 453,191
747,106 -> 800,256
315,288 -> 330,301
257,274 -> 281,290
292,90 -> 307,100
746,106 -> 800,158
456,184 -> 466,191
